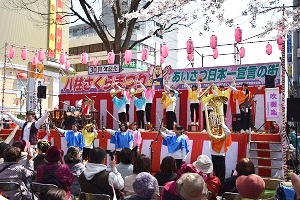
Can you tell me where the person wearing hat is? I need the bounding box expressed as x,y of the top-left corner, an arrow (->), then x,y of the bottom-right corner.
161,125 -> 189,170
116,84 -> 132,123
193,155 -> 221,197
36,146 -> 74,200
140,82 -> 156,125
133,91 -> 147,129
112,92 -> 128,123
236,174 -> 265,199
77,98 -> 92,115
164,84 -> 179,125
81,123 -> 98,161
161,87 -> 177,130
54,123 -> 85,151
125,172 -> 157,200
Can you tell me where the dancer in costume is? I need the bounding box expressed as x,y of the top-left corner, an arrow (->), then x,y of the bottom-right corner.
161,89 -> 177,130
140,82 -> 155,125
81,123 -> 98,160
112,94 -> 127,123
77,98 -> 90,115
129,122 -> 142,158
160,125 -> 189,170
213,84 -> 232,116
133,90 -> 146,129
164,84 -> 179,124
184,80 -> 202,125
54,123 -> 85,151
7,111 -> 50,147
117,85 -> 132,123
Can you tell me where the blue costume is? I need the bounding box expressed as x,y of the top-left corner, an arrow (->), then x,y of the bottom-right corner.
134,96 -> 146,109
162,135 -> 189,154
110,131 -> 134,149
112,96 -> 126,109
61,130 -> 85,151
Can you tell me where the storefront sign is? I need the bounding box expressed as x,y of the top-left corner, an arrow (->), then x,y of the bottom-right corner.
88,64 -> 121,75
265,88 -> 280,121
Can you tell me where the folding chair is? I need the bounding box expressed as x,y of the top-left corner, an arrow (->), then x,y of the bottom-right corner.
79,192 -> 111,200
222,192 -> 242,200
31,182 -> 58,200
0,181 -> 22,199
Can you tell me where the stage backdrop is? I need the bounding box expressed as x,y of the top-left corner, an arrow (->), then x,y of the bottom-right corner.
59,62 -> 281,130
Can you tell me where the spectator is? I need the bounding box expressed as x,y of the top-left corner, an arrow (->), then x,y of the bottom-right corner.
36,146 -> 74,200
154,156 -> 177,186
33,141 -> 50,171
12,140 -> 33,170
64,146 -> 85,196
79,147 -> 124,199
44,188 -> 67,200
125,172 -> 157,200
291,173 -> 300,199
0,142 -> 10,164
193,155 -> 221,198
124,154 -> 160,199
236,174 -> 265,199
0,146 -> 33,199
116,147 -> 134,178
220,158 -> 255,194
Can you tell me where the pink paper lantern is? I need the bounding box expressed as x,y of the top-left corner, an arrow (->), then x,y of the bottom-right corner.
266,43 -> 272,55
277,36 -> 283,45
186,38 -> 194,54
65,60 -> 70,70
161,43 -> 168,58
141,48 -> 149,61
213,48 -> 218,59
8,47 -> 15,59
21,48 -> 27,60
32,56 -> 38,66
92,57 -> 98,66
278,44 -> 283,51
81,52 -> 89,65
239,47 -> 245,58
160,56 -> 165,64
107,51 -> 115,64
60,52 -> 66,65
187,53 -> 193,61
235,27 -> 242,43
210,35 -> 217,49
38,49 -> 45,62
17,72 -> 27,79
124,50 -> 132,65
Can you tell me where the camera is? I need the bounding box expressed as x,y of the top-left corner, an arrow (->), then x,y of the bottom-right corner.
105,150 -> 116,161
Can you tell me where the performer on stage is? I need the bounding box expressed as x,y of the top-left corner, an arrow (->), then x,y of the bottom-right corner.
77,98 -> 90,115
210,122 -> 231,184
212,84 -> 232,116
133,91 -> 147,129
160,125 -> 189,170
7,111 -> 50,147
54,123 -> 85,151
112,94 -> 127,123
129,122 -> 142,158
164,84 -> 179,124
161,89 -> 177,130
117,85 -> 132,123
231,83 -> 252,133
140,82 -> 155,125
82,123 -> 98,161
61,112 -> 75,130
184,81 -> 202,125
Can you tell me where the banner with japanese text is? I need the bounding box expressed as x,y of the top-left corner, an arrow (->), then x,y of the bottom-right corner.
48,0 -> 57,58
265,88 -> 280,121
60,62 -> 280,94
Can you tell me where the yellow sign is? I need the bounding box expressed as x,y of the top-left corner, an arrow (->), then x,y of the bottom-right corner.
48,0 -> 57,58
30,63 -> 44,79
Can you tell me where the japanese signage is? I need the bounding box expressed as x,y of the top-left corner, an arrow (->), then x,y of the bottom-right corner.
265,88 -> 280,121
60,62 -> 281,94
88,64 -> 121,75
48,0 -> 57,58
55,0 -> 63,59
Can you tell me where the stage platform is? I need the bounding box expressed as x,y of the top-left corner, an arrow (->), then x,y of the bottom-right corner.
0,129 -> 282,178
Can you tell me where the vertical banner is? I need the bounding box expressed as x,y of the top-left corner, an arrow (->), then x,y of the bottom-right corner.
265,88 -> 280,121
55,0 -> 63,59
48,0 -> 57,58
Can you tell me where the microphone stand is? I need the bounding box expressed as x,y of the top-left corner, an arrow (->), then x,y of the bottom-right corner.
101,113 -> 104,139
149,117 -> 163,173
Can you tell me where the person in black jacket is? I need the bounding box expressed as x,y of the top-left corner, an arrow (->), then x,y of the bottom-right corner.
154,156 -> 177,186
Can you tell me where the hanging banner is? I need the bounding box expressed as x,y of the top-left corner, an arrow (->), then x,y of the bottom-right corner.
88,64 -> 121,75
27,63 -> 44,111
265,88 -> 280,121
60,62 -> 280,94
55,0 -> 63,59
48,0 -> 57,58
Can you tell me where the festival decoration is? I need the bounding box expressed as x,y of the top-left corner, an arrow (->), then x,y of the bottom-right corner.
17,72 -> 27,79
277,36 -> 283,45
124,50 -> 132,65
160,56 -> 165,64
8,47 -> 15,59
81,52 -> 89,65
65,60 -> 70,70
278,44 -> 283,51
21,48 -> 27,60
235,27 -> 242,43
32,55 -> 38,66
186,38 -> 194,54
92,57 -> 99,66
213,48 -> 218,59
107,51 -> 115,64
141,48 -> 149,61
187,52 -> 193,61
60,52 -> 66,65
210,35 -> 217,49
38,49 -> 45,62
266,43 -> 272,55
161,43 -> 169,58
239,47 -> 245,58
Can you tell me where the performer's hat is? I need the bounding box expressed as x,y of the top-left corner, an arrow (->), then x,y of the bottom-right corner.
193,155 -> 213,174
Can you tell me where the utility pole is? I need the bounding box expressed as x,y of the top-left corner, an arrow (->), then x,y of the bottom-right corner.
293,0 -> 300,97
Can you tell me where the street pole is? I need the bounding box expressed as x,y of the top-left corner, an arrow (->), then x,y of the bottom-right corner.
293,0 -> 300,97
20,91 -> 22,119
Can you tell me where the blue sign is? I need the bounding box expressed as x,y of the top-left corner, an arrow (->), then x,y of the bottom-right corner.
287,34 -> 292,54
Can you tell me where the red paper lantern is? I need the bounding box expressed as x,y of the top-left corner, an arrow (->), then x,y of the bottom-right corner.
141,48 -> 149,61
59,52 -> 66,65
278,44 -> 283,51
38,49 -> 45,62
8,47 -> 15,59
235,27 -> 242,43
187,52 -> 193,61
32,56 -> 38,66
21,48 -> 27,60
277,36 -> 283,45
186,38 -> 194,54
266,43 -> 272,55
213,48 -> 218,59
239,47 -> 245,58
161,43 -> 169,58
17,72 -> 27,79
107,51 -> 115,64
81,52 -> 89,65
65,60 -> 70,70
210,35 -> 217,49
124,50 -> 132,65
92,57 -> 98,66
160,56 -> 165,64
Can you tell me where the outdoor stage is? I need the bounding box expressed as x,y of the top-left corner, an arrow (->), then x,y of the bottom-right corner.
0,129 -> 282,178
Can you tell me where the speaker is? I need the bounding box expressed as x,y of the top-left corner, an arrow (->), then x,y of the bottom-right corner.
287,98 -> 300,121
37,86 -> 47,99
265,75 -> 275,88
232,114 -> 241,132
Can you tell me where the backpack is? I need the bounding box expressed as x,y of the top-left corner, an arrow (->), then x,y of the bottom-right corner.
41,164 -> 64,189
275,182 -> 295,200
